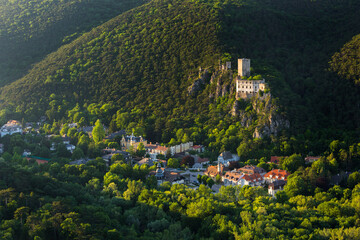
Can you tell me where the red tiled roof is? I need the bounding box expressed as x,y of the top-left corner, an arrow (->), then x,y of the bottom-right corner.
155,146 -> 169,152
238,165 -> 266,175
264,169 -> 290,180
26,157 -> 49,165
192,145 -> 203,149
241,173 -> 263,182
204,165 -> 224,177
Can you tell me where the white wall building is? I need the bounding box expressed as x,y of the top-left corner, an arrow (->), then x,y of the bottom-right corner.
236,79 -> 266,95
218,151 -> 239,167
222,171 -> 264,187
0,120 -> 22,137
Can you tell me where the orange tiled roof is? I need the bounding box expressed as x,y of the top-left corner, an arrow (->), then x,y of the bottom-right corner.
241,173 -> 263,182
155,146 -> 169,152
238,165 -> 266,175
204,165 -> 224,177
264,169 -> 290,180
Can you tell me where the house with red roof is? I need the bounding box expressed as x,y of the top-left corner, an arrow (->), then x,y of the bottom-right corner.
237,165 -> 266,176
191,145 -> 205,153
222,171 -> 264,187
264,169 -> 290,183
204,164 -> 225,178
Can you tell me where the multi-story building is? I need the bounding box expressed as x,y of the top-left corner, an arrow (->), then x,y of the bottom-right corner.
235,58 -> 267,99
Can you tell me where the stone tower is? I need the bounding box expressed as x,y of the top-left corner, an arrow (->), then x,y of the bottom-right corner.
238,58 -> 250,78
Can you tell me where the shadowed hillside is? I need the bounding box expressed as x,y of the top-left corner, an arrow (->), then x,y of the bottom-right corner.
0,0 -> 150,85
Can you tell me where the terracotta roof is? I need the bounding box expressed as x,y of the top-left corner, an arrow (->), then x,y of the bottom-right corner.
223,171 -> 243,181
238,165 -> 266,175
192,145 -> 203,149
241,173 -> 263,182
264,169 -> 290,181
155,146 -> 169,152
6,120 -> 21,126
26,157 -> 49,165
204,165 -> 224,177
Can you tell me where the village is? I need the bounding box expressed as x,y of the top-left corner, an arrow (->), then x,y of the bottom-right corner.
0,58 -> 327,199
0,117 -> 324,199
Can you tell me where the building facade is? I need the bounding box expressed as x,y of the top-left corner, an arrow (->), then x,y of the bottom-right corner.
121,133 -> 147,151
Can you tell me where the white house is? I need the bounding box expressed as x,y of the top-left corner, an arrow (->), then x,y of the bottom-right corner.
170,142 -> 193,155
0,120 -> 22,137
264,169 -> 290,183
218,151 -> 239,167
268,180 -> 286,198
66,144 -> 76,153
222,171 -> 264,187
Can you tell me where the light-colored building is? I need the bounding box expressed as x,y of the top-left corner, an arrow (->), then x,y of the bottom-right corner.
222,171 -> 264,187
170,142 -> 193,156
236,58 -> 268,99
218,151 -> 239,167
268,180 -> 286,197
264,169 -> 290,183
0,120 -> 22,137
236,79 -> 266,95
121,133 -> 147,151
149,163 -> 185,185
0,144 -> 4,154
66,144 -> 76,153
191,145 -> 205,153
237,165 -> 267,176
204,163 -> 225,179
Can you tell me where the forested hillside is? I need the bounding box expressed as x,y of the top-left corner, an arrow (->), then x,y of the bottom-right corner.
330,34 -> 360,86
1,136 -> 360,239
0,0 -> 359,155
0,0 -> 150,85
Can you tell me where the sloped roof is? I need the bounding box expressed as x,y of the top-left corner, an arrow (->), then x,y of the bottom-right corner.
238,165 -> 266,174
219,151 -> 233,160
264,169 -> 290,180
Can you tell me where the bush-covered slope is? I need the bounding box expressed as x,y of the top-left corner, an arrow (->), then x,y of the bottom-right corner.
1,0 -> 359,137
0,0 -> 150,85
330,34 -> 360,86
0,0 -> 221,117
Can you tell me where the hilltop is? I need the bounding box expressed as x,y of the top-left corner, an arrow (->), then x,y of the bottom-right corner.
0,0 -> 150,85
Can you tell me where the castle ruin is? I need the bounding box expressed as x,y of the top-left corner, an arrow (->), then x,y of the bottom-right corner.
236,58 -> 267,99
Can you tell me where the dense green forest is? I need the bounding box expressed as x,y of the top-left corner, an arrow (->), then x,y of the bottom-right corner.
330,34 -> 360,86
0,0 -> 150,85
0,132 -> 360,239
1,0 -> 360,239
0,0 -> 359,158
